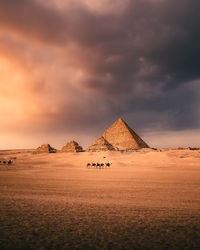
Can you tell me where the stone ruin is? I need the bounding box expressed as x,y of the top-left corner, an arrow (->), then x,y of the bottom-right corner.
60,141 -> 83,152
86,136 -> 115,152
34,144 -> 57,154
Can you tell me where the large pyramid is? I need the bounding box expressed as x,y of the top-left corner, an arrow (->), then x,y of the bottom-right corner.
87,118 -> 149,151
61,141 -> 83,152
86,136 -> 115,152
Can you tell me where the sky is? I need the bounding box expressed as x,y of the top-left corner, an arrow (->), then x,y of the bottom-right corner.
0,0 -> 200,149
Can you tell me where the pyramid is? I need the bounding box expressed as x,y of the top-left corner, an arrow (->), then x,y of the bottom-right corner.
102,118 -> 149,150
34,144 -> 57,153
87,118 -> 149,151
61,141 -> 83,152
86,136 -> 115,152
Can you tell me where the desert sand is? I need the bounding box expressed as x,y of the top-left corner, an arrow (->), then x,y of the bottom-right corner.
0,149 -> 200,249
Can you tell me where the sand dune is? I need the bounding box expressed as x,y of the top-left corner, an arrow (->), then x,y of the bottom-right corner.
0,150 -> 200,249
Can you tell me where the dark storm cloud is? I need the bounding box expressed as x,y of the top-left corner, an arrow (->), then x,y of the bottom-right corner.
0,0 -> 70,44
0,0 -> 200,135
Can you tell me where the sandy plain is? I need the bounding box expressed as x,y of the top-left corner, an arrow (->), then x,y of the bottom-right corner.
0,149 -> 200,249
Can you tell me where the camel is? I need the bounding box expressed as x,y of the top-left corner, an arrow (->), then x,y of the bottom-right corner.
100,163 -> 104,168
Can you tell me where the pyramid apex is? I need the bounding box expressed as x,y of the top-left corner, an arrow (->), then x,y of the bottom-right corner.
114,117 -> 129,127
116,117 -> 126,123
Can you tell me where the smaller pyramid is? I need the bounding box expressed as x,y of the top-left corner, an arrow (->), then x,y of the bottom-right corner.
86,136 -> 115,152
34,144 -> 57,153
61,141 -> 83,152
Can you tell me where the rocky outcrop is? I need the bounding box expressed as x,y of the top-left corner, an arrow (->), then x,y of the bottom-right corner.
34,144 -> 57,153
86,136 -> 115,152
61,141 -> 83,152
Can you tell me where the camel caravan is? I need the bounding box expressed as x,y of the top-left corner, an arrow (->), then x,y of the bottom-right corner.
0,160 -> 13,165
85,118 -> 149,169
87,162 -> 112,169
